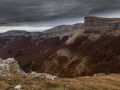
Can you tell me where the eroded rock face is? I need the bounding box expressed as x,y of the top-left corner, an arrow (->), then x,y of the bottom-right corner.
0,16 -> 120,78
0,58 -> 25,76
85,16 -> 120,32
0,23 -> 83,74
41,16 -> 120,77
46,34 -> 120,77
57,49 -> 71,58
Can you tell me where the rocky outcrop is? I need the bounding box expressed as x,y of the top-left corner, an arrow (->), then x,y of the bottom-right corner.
0,58 -> 25,76
0,34 -> 68,72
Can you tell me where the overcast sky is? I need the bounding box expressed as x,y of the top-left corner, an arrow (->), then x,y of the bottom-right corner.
0,0 -> 120,32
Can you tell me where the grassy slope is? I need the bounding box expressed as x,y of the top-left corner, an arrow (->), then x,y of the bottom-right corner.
0,74 -> 120,90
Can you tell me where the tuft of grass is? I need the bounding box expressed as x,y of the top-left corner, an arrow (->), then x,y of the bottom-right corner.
1,74 -> 120,90
0,81 -> 11,89
45,82 -> 60,88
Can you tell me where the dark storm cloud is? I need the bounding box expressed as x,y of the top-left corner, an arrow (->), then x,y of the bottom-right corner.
0,0 -> 120,25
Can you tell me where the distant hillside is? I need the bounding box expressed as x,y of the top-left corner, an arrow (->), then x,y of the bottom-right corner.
44,25 -> 72,33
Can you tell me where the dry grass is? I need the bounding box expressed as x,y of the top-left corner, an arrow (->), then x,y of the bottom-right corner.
0,74 -> 120,90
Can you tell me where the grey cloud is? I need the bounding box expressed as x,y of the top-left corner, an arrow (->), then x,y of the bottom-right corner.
0,0 -> 119,25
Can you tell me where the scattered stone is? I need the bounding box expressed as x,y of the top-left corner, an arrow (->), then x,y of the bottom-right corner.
29,71 -> 59,80
14,85 -> 22,90
30,71 -> 39,77
45,74 -> 58,80
93,73 -> 106,77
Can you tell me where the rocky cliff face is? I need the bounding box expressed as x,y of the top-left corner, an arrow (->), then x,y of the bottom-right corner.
43,16 -> 120,77
46,34 -> 120,77
85,16 -> 120,32
0,16 -> 120,78
0,24 -> 83,73
0,31 -> 68,72
32,16 -> 120,77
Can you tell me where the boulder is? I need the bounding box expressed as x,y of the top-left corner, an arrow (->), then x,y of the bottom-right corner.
14,85 -> 22,90
0,58 -> 25,76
